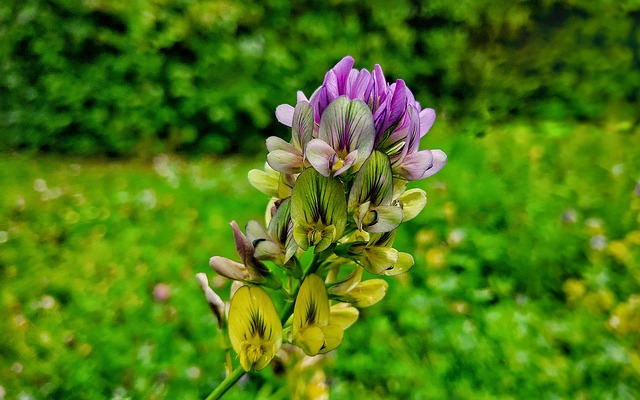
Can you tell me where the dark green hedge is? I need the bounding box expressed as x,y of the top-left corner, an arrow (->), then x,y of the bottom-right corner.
1,0 -> 638,155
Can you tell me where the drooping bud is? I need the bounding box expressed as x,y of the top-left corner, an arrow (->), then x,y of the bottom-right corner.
195,273 -> 226,328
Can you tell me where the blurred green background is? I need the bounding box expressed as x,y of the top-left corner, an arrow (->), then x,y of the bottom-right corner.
1,0 -> 640,399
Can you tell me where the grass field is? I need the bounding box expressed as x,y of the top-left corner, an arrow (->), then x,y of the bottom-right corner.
1,120 -> 639,399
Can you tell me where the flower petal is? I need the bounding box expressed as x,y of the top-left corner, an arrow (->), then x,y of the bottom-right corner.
294,274 -> 331,334
348,279 -> 389,307
275,104 -> 294,126
419,108 -> 436,137
246,220 -> 281,261
362,246 -> 399,275
294,325 -> 325,356
228,285 -> 282,371
329,303 -> 359,330
291,169 -> 347,240
394,150 -> 434,181
371,64 -> 387,111
291,101 -> 314,151
330,55 -> 355,94
385,80 -> 408,132
231,220 -> 254,266
420,149 -> 447,179
209,256 -> 247,280
267,198 -> 292,246
306,138 -> 336,177
348,150 -> 394,211
397,188 -> 427,221
333,150 -> 357,177
296,90 -> 309,102
248,164 -> 279,197
346,68 -> 372,100
363,205 -> 403,233
382,252 -> 414,276
318,96 -> 375,158
328,267 -> 364,295
267,150 -> 304,175
318,324 -> 343,354
266,136 -> 298,153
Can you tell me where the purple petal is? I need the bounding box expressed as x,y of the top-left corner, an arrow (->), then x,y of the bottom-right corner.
403,106 -> 421,155
371,64 -> 387,110
385,80 -> 408,131
209,256 -> 247,280
331,56 -> 355,94
419,108 -> 436,138
267,150 -> 304,175
317,85 -> 330,119
323,70 -> 340,100
373,107 -> 387,148
230,220 -> 253,266
296,91 -> 309,102
346,69 -> 372,101
275,104 -> 294,126
420,149 -> 447,179
308,86 -> 322,124
306,139 -> 336,177
395,150 -> 434,181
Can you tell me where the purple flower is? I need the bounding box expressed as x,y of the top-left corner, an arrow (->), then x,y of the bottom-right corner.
275,56 -> 447,181
306,96 -> 375,177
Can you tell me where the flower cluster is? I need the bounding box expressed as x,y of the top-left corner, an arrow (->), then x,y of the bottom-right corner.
199,56 -> 446,376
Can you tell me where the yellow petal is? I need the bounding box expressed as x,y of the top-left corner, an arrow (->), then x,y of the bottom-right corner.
318,324 -> 343,354
294,325 -> 325,356
397,189 -> 427,221
382,252 -> 414,276
361,246 -> 398,275
248,163 -> 280,197
349,279 -> 389,307
330,303 -> 359,330
293,274 -> 330,335
328,267 -> 363,295
228,285 -> 282,371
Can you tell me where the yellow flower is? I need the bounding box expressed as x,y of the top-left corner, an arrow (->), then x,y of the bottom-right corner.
228,285 -> 282,371
293,274 -> 344,356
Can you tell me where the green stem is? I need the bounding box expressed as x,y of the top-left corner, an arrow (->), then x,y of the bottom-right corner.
204,366 -> 245,400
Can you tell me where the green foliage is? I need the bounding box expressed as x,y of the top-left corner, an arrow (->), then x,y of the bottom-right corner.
1,0 -> 639,155
1,121 -> 639,398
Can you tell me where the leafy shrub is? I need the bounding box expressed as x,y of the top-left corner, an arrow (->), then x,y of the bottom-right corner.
1,0 -> 639,155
